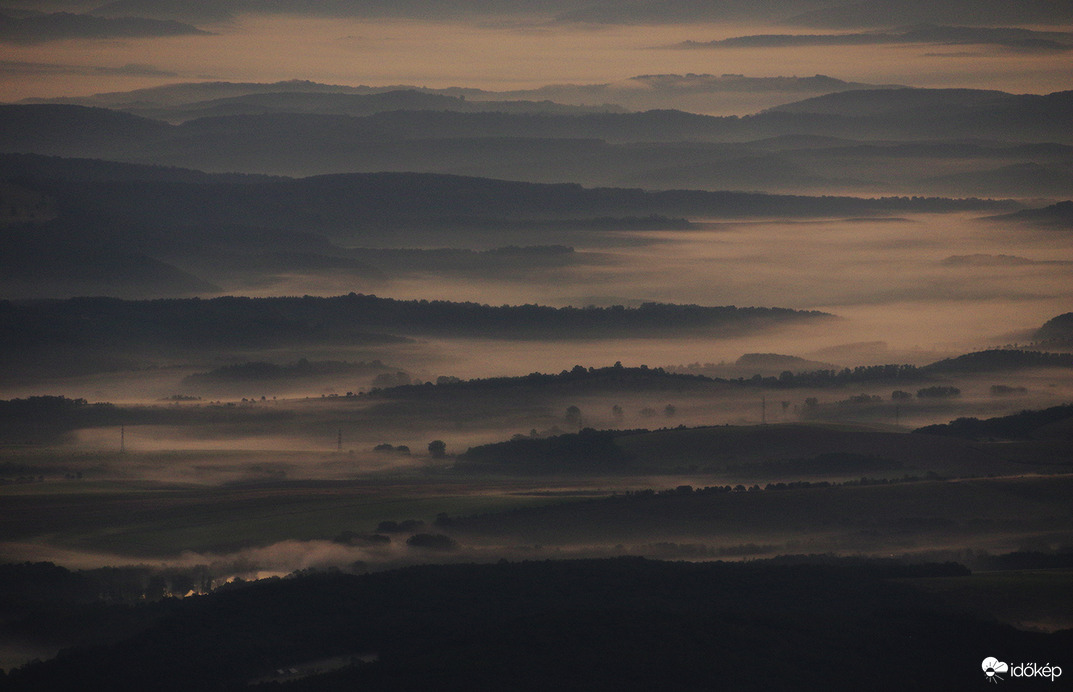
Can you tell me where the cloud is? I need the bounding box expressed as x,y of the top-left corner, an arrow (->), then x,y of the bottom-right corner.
0,59 -> 175,78
0,10 -> 211,44
96,63 -> 179,77
671,26 -> 1073,53
787,0 -> 1073,29
556,0 -> 1073,27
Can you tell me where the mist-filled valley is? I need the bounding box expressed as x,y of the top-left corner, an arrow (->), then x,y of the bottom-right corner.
2,2 -> 1072,689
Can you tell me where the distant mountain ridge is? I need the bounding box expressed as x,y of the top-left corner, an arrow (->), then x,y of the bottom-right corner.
3,88 -> 1071,185
17,74 -> 906,118
766,88 -> 1018,116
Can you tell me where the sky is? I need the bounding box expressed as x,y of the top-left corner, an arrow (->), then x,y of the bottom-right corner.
2,10 -> 1072,106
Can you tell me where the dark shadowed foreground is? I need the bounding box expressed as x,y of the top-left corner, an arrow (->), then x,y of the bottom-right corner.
1,557 -> 1069,692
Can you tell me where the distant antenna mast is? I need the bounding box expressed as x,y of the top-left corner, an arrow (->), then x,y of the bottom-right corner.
120,425 -> 125,453
761,397 -> 767,425
337,429 -> 343,452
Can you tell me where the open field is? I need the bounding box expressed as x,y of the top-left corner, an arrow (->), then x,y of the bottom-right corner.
0,473 -> 602,563
4,452 -> 1071,572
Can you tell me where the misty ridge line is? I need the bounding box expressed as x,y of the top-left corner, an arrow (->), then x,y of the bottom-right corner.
8,88 -> 1073,140
329,349 -> 1073,402
4,348 -> 1065,417
14,75 -> 904,114
0,294 -> 834,349
1,156 -> 1024,225
4,86 -> 1071,194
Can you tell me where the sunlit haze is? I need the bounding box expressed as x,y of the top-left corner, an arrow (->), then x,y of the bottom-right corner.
1,2 -> 1072,686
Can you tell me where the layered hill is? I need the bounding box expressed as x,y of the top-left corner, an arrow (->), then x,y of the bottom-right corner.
4,86 -> 1069,196
2,153 -> 1023,298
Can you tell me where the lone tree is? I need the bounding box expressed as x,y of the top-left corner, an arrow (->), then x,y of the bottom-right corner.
565,405 -> 582,428
428,439 -> 447,458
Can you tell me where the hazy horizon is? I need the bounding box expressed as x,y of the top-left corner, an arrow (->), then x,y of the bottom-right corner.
3,12 -> 1072,108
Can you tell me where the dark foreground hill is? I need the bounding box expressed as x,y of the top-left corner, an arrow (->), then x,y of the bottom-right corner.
1,557 -> 1068,692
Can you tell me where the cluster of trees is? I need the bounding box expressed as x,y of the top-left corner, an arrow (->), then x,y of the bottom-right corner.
806,386 -> 964,410
372,441 -> 447,457
564,402 -> 676,428
373,443 -> 410,454
367,362 -> 717,398
915,385 -> 962,398
835,393 -> 882,406
758,363 -> 924,388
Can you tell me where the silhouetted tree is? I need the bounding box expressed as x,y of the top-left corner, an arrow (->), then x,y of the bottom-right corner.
565,405 -> 582,428
428,439 -> 446,458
